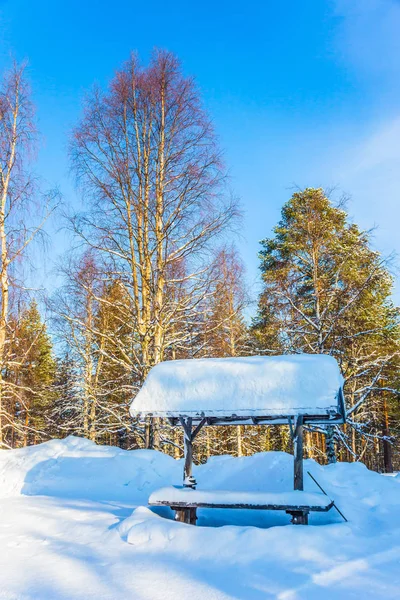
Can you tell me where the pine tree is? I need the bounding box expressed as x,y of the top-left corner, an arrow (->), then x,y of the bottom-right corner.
51,353 -> 80,439
189,246 -> 255,459
254,188 -> 399,466
52,252 -> 143,448
8,301 -> 56,446
94,279 -> 140,448
204,246 -> 248,359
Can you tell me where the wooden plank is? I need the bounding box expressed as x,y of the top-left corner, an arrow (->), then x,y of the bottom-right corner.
294,414 -> 304,491
155,500 -> 334,512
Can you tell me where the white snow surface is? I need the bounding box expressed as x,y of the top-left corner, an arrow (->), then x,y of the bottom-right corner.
1,436 -> 400,599
130,354 -> 345,419
149,486 -> 333,508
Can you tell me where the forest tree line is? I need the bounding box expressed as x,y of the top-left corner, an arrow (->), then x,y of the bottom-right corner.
0,53 -> 398,471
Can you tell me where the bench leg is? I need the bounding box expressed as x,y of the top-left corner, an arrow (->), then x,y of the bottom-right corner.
287,510 -> 309,525
189,507 -> 197,525
173,507 -> 197,525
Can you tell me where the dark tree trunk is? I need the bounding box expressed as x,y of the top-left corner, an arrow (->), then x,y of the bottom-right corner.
326,425 -> 336,464
382,397 -> 393,473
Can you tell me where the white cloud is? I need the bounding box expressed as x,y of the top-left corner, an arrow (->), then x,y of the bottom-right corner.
349,116 -> 400,173
332,0 -> 400,78
330,115 -> 400,301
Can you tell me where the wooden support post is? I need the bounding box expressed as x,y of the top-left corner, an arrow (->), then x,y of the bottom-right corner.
293,414 -> 304,491
179,417 -> 194,487
287,509 -> 309,525
183,419 -> 193,486
188,507 -> 197,524
178,416 -> 206,488
191,418 -> 206,441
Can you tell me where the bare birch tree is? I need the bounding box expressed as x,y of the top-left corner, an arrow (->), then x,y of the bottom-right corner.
0,62 -> 55,448
69,50 -> 238,447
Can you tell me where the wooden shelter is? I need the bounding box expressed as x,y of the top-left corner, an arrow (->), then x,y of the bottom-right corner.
130,354 -> 346,524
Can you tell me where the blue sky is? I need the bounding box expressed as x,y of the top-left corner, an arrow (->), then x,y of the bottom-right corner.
0,0 -> 399,303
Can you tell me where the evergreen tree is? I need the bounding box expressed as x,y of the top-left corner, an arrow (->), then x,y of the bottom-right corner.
52,252 -> 143,448
94,279 -> 139,448
8,301 -> 56,446
204,246 -> 248,359
51,353 -> 80,439
253,188 -> 399,466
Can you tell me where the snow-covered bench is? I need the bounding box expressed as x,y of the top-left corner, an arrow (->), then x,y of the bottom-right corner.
149,487 -> 334,525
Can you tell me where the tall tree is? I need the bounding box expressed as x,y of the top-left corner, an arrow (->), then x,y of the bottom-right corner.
52,251 -> 140,447
70,50 -> 237,447
0,63 -> 54,448
52,251 -> 104,441
205,246 -> 248,358
253,188 -> 399,465
7,301 -> 56,446
51,352 -> 80,439
94,278 -> 139,448
191,246 -> 252,458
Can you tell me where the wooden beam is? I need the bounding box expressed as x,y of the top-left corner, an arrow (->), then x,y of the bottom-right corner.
191,418 -> 206,440
141,411 -> 344,427
288,416 -> 294,440
293,414 -> 304,491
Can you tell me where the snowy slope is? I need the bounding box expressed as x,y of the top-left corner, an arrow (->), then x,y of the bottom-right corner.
0,437 -> 400,600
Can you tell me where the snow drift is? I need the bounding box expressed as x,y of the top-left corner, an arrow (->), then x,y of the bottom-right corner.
0,436 -> 400,600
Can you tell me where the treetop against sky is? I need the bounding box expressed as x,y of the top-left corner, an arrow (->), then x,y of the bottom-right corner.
0,0 -> 399,299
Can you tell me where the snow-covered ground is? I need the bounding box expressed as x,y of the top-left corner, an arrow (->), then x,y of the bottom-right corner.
0,437 -> 399,599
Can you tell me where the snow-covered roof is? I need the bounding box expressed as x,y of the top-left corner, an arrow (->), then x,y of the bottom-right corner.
130,354 -> 345,424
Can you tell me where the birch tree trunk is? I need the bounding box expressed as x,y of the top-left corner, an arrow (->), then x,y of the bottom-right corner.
0,64 -> 51,447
